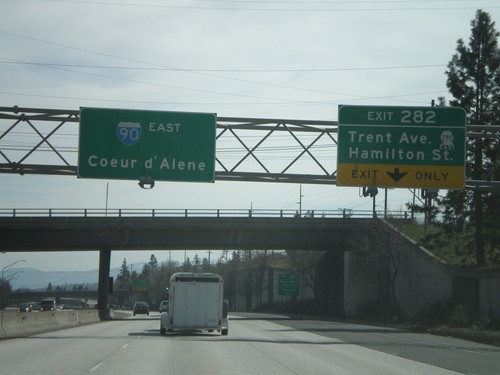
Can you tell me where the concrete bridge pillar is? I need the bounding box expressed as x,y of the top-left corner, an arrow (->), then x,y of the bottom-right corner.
98,249 -> 112,320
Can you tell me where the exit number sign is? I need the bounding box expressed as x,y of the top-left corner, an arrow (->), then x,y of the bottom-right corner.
337,105 -> 466,189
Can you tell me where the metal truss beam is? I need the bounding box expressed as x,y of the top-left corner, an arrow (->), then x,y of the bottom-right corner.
1,106 -> 499,190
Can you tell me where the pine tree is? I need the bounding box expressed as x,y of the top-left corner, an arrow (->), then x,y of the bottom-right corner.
115,258 -> 132,290
193,254 -> 201,272
116,258 -> 131,282
440,9 -> 500,266
183,257 -> 192,272
142,254 -> 159,277
148,254 -> 159,271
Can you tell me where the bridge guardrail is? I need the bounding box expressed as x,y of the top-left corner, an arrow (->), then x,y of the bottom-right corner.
0,208 -> 413,220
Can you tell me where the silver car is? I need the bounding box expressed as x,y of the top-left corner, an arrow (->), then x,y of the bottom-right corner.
159,300 -> 169,313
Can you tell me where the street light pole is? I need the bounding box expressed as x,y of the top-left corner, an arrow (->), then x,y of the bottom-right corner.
1,259 -> 26,309
297,184 -> 304,216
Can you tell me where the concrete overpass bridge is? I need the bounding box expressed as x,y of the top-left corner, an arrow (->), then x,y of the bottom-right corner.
0,208 -> 403,318
0,208 -> 394,252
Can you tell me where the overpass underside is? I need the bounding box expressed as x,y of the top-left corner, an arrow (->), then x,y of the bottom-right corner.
0,217 -> 374,252
0,216 -> 379,320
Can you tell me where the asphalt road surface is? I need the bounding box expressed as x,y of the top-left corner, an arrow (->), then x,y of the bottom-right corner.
1,312 -> 498,374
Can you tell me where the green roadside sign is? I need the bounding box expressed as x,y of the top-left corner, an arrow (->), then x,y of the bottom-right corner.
78,107 -> 216,182
133,280 -> 149,292
278,273 -> 299,296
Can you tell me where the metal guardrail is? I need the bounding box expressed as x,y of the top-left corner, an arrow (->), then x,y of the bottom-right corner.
0,208 -> 412,219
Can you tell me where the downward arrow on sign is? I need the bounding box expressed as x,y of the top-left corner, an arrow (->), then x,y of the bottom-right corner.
387,168 -> 408,183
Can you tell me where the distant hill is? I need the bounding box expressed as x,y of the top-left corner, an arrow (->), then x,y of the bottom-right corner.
10,265 -> 144,290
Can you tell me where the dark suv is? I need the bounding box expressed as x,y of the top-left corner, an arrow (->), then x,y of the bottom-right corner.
133,301 -> 149,316
40,298 -> 56,311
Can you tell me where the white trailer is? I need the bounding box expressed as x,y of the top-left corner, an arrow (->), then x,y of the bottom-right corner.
160,272 -> 228,336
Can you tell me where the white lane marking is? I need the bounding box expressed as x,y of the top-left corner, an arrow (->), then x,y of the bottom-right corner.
89,363 -> 102,372
122,344 -> 128,349
374,332 -> 499,358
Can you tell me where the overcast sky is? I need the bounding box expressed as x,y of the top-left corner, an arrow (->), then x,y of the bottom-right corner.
1,0 -> 499,279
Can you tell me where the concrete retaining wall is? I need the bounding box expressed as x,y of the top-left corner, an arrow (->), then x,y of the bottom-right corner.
0,309 -> 100,338
479,273 -> 500,317
392,232 -> 454,316
389,226 -> 500,318
343,220 -> 500,318
344,251 -> 379,315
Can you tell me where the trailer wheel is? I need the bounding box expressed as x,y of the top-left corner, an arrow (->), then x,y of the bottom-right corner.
221,328 -> 228,336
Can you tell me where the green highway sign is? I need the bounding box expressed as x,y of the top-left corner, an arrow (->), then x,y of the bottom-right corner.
337,105 -> 467,189
278,273 -> 299,296
78,107 -> 216,182
132,280 -> 149,292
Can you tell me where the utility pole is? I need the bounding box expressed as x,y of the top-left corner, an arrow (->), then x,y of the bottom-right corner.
105,182 -> 109,217
384,188 -> 388,219
297,184 -> 304,216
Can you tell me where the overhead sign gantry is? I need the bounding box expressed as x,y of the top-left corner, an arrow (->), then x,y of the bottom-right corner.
1,105 -> 498,190
337,105 -> 467,189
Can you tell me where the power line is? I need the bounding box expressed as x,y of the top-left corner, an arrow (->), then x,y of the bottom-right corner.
0,32 -> 371,99
0,89 -> 441,106
48,0 -> 500,4
45,0 -> 500,12
0,60 -> 446,73
0,31 -> 447,103
0,57 -> 445,102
